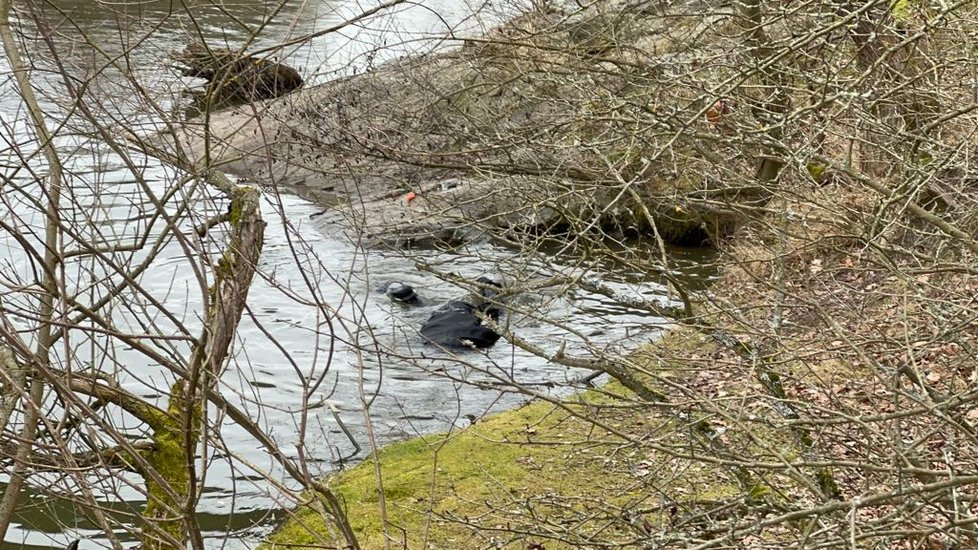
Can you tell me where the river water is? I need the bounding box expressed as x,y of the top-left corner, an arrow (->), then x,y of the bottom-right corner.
0,1 -> 712,548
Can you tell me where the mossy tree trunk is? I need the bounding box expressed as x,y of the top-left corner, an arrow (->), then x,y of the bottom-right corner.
140,180 -> 265,550
141,380 -> 201,550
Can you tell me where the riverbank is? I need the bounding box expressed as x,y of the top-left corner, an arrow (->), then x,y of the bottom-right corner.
263,329 -> 743,550
155,0 -> 745,247
263,180 -> 978,548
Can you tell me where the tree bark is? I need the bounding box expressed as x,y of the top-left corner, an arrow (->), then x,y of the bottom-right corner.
142,176 -> 266,550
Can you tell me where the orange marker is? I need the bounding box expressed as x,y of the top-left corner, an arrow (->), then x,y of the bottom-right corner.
405,191 -> 417,204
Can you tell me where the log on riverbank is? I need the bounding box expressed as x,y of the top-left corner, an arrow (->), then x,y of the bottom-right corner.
173,44 -> 304,113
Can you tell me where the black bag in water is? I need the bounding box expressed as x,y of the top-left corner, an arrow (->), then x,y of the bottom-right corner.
420,300 -> 501,349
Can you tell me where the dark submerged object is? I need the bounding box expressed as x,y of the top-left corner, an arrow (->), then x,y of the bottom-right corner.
420,301 -> 502,349
386,282 -> 420,305
173,44 -> 303,111
419,276 -> 503,349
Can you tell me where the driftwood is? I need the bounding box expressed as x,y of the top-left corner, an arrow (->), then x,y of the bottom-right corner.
173,44 -> 303,111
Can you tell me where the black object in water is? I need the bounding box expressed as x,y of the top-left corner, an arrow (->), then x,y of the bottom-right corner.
420,300 -> 501,349
386,282 -> 420,305
383,277 -> 504,349
420,277 -> 503,349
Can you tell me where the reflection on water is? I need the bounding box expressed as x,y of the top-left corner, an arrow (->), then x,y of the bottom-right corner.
0,0 -> 713,548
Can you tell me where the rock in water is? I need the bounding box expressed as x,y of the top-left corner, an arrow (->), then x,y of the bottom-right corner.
386,282 -> 421,305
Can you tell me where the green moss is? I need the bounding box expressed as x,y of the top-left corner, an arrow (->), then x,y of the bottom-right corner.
264,330 -> 761,550
266,399 -> 652,549
807,162 -> 827,182
748,483 -> 773,501
141,379 -> 202,550
915,150 -> 934,165
214,187 -> 256,280
228,191 -> 246,226
269,403 -> 601,548
890,0 -> 911,19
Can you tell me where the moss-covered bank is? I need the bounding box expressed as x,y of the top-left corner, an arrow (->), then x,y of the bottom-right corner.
263,330 -> 755,549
